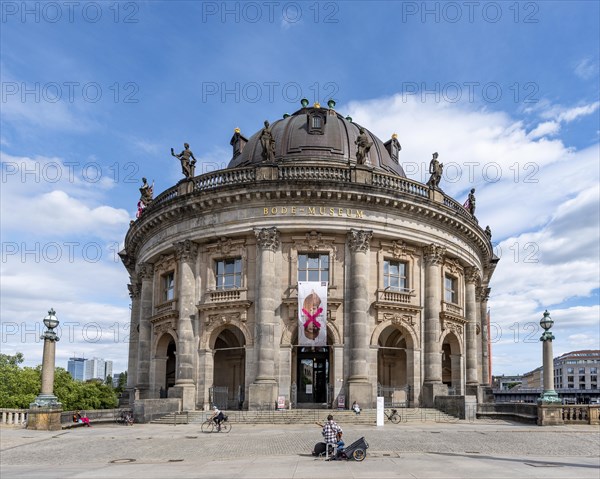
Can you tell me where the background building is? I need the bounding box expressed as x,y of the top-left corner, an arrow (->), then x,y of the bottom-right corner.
120,103 -> 497,411
67,357 -> 86,382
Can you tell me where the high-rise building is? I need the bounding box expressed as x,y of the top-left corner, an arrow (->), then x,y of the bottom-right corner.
85,358 -> 114,381
67,357 -> 86,381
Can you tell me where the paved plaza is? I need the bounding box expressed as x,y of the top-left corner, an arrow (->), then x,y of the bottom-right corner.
1,419 -> 599,478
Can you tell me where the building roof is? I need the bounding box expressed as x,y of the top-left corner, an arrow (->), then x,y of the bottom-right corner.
227,106 -> 406,177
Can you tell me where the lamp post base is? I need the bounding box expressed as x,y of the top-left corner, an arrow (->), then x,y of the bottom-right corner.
30,394 -> 62,409
537,390 -> 562,405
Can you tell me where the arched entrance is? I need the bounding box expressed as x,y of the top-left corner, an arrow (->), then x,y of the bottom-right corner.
376,324 -> 414,406
441,331 -> 462,394
212,327 -> 246,409
154,333 -> 176,397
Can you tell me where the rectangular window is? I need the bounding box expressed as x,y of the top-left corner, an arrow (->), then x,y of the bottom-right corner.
162,272 -> 174,301
591,368 -> 597,374
444,275 -> 457,304
215,258 -> 242,289
567,368 -> 574,374
384,260 -> 408,291
579,367 -> 585,374
298,253 -> 329,282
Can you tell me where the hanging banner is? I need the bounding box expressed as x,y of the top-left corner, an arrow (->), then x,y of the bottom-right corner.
298,281 -> 328,346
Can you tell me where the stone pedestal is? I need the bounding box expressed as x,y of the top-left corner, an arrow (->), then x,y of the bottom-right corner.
537,404 -> 564,426
351,165 -> 373,185
168,384 -> 196,411
248,382 -> 277,409
26,408 -> 62,431
348,381 -> 372,407
465,384 -> 479,398
422,382 -> 448,408
478,385 -> 495,403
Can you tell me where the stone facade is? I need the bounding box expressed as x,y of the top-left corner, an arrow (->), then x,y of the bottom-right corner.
120,106 -> 497,410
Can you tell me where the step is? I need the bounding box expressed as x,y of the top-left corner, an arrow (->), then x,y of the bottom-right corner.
150,408 -> 458,425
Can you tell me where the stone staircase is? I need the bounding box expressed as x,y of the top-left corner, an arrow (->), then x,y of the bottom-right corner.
150,408 -> 458,425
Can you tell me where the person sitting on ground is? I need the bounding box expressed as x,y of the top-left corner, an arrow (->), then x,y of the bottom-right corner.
352,401 -> 361,415
322,414 -> 344,459
73,410 -> 91,427
211,406 -> 225,431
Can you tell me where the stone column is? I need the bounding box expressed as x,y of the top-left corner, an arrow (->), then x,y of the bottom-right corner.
248,227 -> 280,409
169,240 -> 199,410
334,345 -> 345,407
465,266 -> 480,393
126,281 -> 141,401
346,229 -> 373,407
478,286 -> 491,385
422,244 -> 446,407
136,262 -> 154,398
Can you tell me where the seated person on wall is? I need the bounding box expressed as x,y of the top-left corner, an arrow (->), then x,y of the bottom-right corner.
73,411 -> 91,427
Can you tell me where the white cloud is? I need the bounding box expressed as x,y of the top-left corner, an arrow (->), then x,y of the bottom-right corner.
557,101 -> 600,123
528,120 -> 560,139
574,57 -> 598,80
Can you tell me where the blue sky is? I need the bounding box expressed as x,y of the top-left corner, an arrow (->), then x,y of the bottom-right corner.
1,1 -> 599,377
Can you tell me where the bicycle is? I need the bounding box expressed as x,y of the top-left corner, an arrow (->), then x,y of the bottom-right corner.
384,408 -> 401,424
115,410 -> 134,426
200,415 -> 231,433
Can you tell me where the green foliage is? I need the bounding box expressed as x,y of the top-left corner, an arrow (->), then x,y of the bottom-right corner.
0,353 -> 117,410
116,371 -> 127,393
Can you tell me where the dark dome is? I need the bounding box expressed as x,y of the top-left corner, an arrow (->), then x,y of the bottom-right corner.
228,107 -> 406,177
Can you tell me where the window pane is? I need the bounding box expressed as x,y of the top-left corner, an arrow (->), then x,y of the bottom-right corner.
307,256 -> 319,269
217,261 -> 224,275
308,270 -> 319,282
389,263 -> 398,276
321,270 -> 329,282
321,255 -> 329,267
298,254 -> 307,269
234,259 -> 242,273
384,261 -> 389,274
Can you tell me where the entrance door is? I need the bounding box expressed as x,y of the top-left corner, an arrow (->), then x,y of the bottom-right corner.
297,348 -> 329,404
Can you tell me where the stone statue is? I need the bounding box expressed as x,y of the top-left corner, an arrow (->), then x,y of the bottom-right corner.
139,177 -> 154,206
136,177 -> 154,219
465,188 -> 476,215
259,120 -> 276,163
390,133 -> 402,161
355,128 -> 372,165
426,152 -> 443,189
484,225 -> 492,240
171,143 -> 197,179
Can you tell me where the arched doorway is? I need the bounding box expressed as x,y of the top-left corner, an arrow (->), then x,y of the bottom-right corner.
154,333 -> 176,397
212,327 -> 246,410
377,325 -> 410,406
441,331 -> 462,394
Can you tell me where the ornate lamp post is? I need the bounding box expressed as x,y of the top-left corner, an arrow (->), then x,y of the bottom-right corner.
538,310 -> 561,404
31,308 -> 62,408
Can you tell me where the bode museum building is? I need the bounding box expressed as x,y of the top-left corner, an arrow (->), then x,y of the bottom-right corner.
120,100 -> 497,412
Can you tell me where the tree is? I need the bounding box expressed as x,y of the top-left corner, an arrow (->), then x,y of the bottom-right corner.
0,353 -> 118,410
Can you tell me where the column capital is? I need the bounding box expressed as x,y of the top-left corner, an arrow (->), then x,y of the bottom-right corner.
174,239 -> 199,262
137,262 -> 154,280
128,282 -> 141,300
347,229 -> 373,253
254,227 -> 280,251
476,286 -> 490,302
423,244 -> 446,265
465,266 -> 481,285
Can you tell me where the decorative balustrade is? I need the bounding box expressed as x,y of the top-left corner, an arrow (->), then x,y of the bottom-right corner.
278,164 -> 350,182
562,405 -> 589,423
379,289 -> 413,303
1,409 -> 28,426
154,299 -> 177,315
207,289 -> 244,302
372,172 -> 429,198
195,167 -> 255,191
443,196 -> 473,220
138,164 -> 476,227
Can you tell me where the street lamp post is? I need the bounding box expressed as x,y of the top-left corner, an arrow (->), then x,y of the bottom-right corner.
31,308 -> 62,408
537,310 -> 561,404
536,310 -> 563,426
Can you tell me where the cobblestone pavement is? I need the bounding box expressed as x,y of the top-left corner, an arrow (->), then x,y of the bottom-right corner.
1,420 -> 599,478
